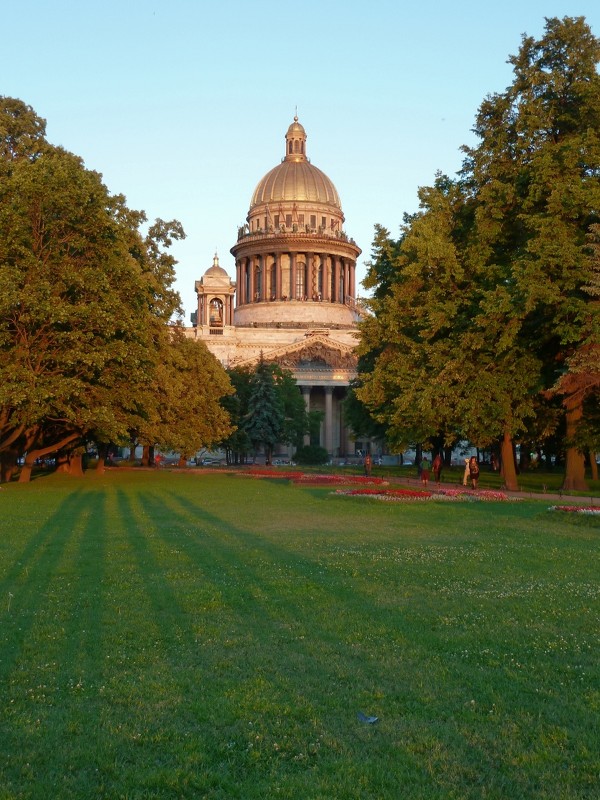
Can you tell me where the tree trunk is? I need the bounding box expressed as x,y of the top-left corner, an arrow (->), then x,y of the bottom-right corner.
0,450 -> 18,483
96,443 -> 108,474
500,430 -> 519,491
18,455 -> 35,483
444,446 -> 453,467
68,453 -> 84,477
18,433 -> 80,483
55,453 -> 70,473
590,453 -> 598,482
562,395 -> 588,491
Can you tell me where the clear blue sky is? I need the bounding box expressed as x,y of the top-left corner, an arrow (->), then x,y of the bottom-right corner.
4,1 -> 599,319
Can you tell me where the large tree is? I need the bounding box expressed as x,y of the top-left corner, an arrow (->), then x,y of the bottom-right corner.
139,329 -> 234,465
0,97 -> 194,481
462,16 -> 600,489
357,181 -> 540,490
356,17 -> 600,490
244,358 -> 285,465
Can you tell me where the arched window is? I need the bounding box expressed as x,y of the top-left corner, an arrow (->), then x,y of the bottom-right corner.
209,298 -> 223,326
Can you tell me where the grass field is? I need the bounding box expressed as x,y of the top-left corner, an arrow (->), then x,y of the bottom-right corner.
0,470 -> 599,799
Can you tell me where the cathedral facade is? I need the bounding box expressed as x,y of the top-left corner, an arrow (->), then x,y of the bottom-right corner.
187,117 -> 363,459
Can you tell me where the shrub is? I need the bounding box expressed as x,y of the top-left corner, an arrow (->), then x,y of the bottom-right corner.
293,445 -> 329,465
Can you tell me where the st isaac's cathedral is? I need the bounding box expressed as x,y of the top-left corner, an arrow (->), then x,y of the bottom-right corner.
187,117 -> 364,459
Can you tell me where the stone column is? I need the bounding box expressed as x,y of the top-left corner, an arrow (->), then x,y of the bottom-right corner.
259,256 -> 266,302
249,257 -> 255,303
333,257 -> 341,303
274,253 -> 281,300
325,256 -> 332,301
290,253 -> 297,300
325,387 -> 334,456
240,258 -> 247,306
301,386 -> 311,446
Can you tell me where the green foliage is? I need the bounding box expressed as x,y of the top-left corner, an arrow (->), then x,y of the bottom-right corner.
222,361 -> 312,463
343,379 -> 387,441
244,358 -> 285,463
357,18 -> 600,489
0,96 -> 223,478
293,444 -> 329,465
139,329 -> 234,459
218,367 -> 254,463
0,96 -> 48,165
268,363 -> 309,448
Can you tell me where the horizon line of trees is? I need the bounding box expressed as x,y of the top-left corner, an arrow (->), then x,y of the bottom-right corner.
347,16 -> 600,491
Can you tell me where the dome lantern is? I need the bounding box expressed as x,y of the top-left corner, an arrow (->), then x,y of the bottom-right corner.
247,117 -> 343,214
284,116 -> 307,162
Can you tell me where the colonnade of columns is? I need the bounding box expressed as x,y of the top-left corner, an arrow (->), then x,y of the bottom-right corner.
300,384 -> 354,457
235,252 -> 356,307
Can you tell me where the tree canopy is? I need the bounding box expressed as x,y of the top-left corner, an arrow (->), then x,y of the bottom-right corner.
219,360 -> 314,465
356,17 -> 600,490
0,96 -> 232,480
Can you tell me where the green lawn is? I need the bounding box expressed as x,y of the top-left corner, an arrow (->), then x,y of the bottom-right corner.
0,471 -> 599,799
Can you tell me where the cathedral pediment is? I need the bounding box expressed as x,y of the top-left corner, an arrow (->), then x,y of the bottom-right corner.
232,332 -> 357,370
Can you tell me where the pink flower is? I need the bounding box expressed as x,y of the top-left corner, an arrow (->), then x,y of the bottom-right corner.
550,505 -> 600,515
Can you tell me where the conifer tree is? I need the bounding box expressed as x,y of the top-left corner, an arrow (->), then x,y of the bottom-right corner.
244,357 -> 285,464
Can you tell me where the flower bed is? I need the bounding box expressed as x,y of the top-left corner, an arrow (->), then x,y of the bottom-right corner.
296,474 -> 388,486
335,488 -> 432,500
549,505 -> 600,515
435,489 -> 513,502
246,468 -> 303,480
334,487 -> 515,503
244,469 -> 388,486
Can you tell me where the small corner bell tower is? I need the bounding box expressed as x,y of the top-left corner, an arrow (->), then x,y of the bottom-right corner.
194,253 -> 236,332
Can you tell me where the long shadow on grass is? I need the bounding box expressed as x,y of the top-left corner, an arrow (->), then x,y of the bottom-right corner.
0,488 -> 111,796
148,488 -> 600,798
0,489 -> 102,678
139,488 -> 427,717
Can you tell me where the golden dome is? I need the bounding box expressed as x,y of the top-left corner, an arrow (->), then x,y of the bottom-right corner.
249,117 -> 342,212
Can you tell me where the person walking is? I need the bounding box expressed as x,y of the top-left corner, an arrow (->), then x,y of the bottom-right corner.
462,457 -> 470,486
364,453 -> 372,478
469,456 -> 480,490
432,453 -> 443,486
420,457 -> 430,488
